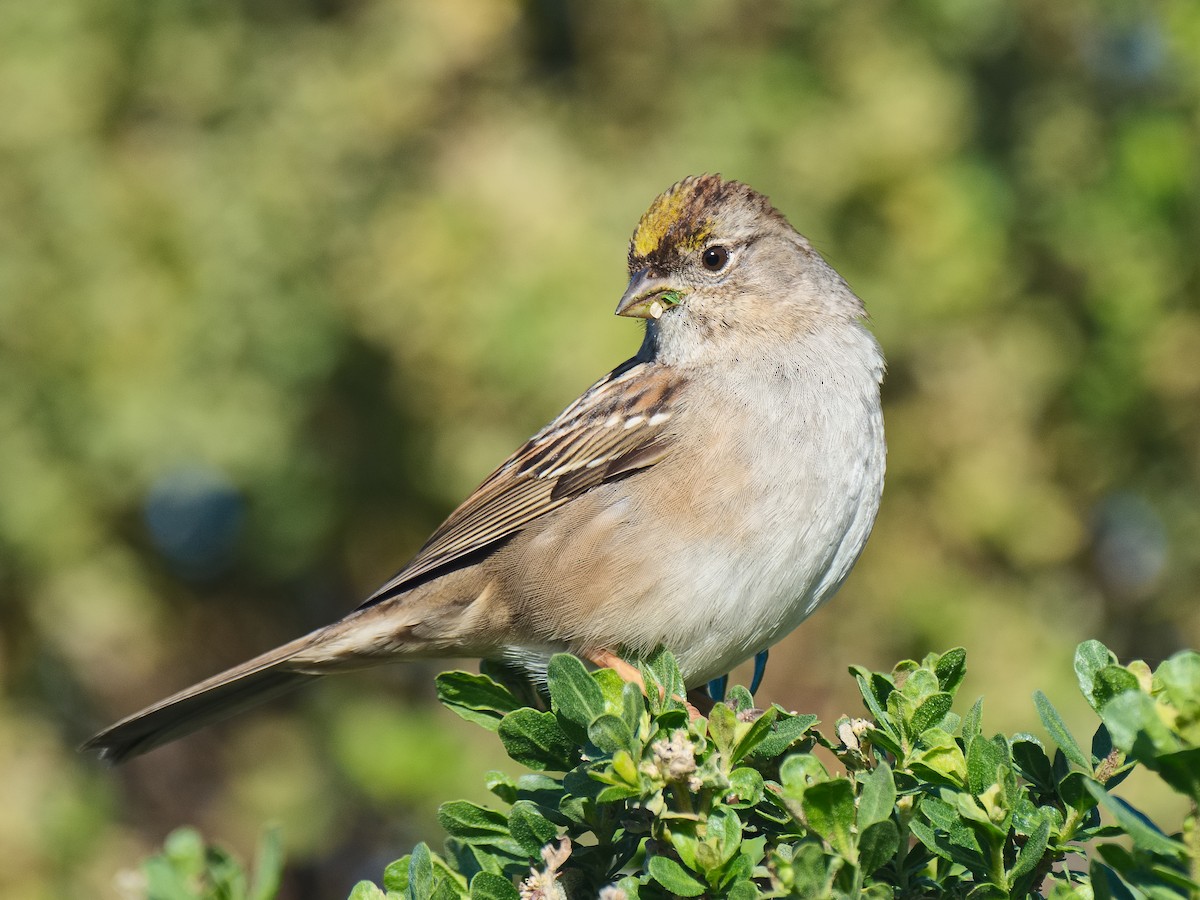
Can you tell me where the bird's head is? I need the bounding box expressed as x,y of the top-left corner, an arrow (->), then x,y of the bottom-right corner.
617,175 -> 864,360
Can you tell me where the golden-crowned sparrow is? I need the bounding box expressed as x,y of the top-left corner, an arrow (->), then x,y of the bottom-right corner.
84,174 -> 886,762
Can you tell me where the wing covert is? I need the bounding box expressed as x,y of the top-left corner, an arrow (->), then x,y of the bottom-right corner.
360,360 -> 684,606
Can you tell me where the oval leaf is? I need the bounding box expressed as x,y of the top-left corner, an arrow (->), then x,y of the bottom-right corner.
933,648 -> 967,695
803,778 -> 857,858
909,692 -> 954,737
858,820 -> 899,875
498,709 -> 579,771
469,872 -> 519,900
547,654 -> 606,729
588,713 -> 634,754
1033,691 -> 1089,769
857,761 -> 896,829
436,671 -> 522,731
648,856 -> 705,897
507,801 -> 558,858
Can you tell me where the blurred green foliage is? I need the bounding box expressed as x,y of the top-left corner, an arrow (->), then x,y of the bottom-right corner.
1,0 -> 1198,897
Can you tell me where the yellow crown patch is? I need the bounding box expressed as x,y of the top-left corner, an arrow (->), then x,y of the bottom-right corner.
632,176 -> 719,259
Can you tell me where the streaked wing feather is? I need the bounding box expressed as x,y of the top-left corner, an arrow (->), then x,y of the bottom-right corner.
360,360 -> 683,606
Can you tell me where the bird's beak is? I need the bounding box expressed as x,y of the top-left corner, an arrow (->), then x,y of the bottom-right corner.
615,268 -> 685,320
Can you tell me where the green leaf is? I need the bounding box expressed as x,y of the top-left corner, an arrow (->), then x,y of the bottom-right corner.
142,856 -> 196,900
962,697 -> 984,742
468,872 -> 519,900
515,773 -> 563,800
731,706 -> 779,762
907,817 -> 948,861
547,653 -> 606,729
639,647 -> 685,711
1088,858 -> 1122,900
934,647 -> 968,695
803,778 -> 857,858
1100,689 -> 1200,799
750,711 -> 817,759
457,842 -> 503,878
436,671 -> 523,732
858,820 -> 899,875
1091,722 -> 1114,764
955,790 -> 1004,836
595,784 -> 641,803
484,772 -> 517,805
588,713 -> 635,753
1034,691 -> 1089,769
607,748 -> 640,786
1146,864 -> 1200,895
966,733 -> 1009,795
857,761 -> 896,828
1075,640 -> 1119,712
498,709 -> 578,771
479,659 -> 546,711
647,856 -> 705,896
1011,737 -> 1055,793
593,666 -> 628,712
383,856 -> 411,893
1009,810 -> 1051,881
918,794 -> 960,831
919,794 -> 986,860
248,826 -> 284,900
1152,747 -> 1200,801
910,728 -> 968,786
909,816 -> 985,870
1153,651 -> 1200,719
862,722 -> 904,758
726,684 -> 755,712
726,767 -> 765,807
739,835 -> 767,868
708,808 -> 743,868
707,702 -> 737,759
851,668 -> 899,738
555,794 -> 587,827
910,692 -> 954,737
1097,843 -> 1200,894
1092,665 -> 1141,710
614,876 -> 643,900
779,753 -> 830,804
1101,689 -> 1180,759
726,880 -> 758,900
162,826 -> 205,874
621,681 -> 645,734
788,842 -> 833,893
507,801 -> 558,858
668,822 -> 701,871
348,881 -> 387,900
1058,771 -> 1099,814
436,806 -> 511,849
899,667 -> 940,704
1083,780 -> 1187,858
408,843 -> 435,900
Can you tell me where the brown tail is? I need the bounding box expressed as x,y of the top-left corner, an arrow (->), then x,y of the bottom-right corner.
81,633 -> 323,764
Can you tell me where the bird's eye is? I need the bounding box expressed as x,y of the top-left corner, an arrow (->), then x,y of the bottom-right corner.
701,245 -> 730,272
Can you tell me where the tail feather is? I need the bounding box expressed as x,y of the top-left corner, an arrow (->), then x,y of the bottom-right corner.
81,635 -> 320,764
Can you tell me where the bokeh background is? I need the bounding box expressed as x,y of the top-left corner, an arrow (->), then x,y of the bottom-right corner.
3,0 -> 1199,896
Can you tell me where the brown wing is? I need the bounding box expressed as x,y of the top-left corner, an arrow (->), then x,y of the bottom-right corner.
359,358 -> 684,606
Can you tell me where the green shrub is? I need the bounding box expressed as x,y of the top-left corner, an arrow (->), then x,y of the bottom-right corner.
140,825 -> 283,900
143,641 -> 1200,898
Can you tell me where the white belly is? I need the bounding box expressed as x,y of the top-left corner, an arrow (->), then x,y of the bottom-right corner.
601,336 -> 884,687
662,394 -> 882,683
503,324 -> 885,690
